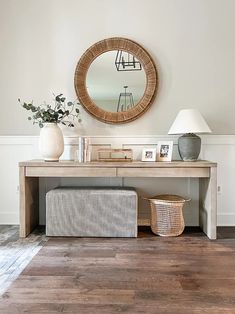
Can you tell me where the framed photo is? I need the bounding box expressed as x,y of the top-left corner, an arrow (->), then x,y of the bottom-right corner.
141,148 -> 156,162
157,141 -> 173,161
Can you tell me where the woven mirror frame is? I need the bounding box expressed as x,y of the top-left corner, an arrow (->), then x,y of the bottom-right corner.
74,37 -> 158,124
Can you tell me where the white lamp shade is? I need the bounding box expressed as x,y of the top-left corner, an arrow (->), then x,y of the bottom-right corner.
168,109 -> 212,135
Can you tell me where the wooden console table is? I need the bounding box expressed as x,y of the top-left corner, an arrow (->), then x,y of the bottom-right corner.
19,160 -> 217,239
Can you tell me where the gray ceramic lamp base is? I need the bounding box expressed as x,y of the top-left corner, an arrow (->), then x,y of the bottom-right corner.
178,133 -> 201,161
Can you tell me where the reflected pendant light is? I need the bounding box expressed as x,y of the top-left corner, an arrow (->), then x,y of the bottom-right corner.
117,86 -> 134,112
115,50 -> 142,71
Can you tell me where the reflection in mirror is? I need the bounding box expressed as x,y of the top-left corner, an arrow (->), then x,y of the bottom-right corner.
86,50 -> 146,113
115,50 -> 142,71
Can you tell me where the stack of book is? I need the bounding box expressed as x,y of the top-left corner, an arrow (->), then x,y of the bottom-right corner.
77,137 -> 92,162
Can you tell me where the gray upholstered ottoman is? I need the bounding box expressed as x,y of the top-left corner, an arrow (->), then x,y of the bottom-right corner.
46,187 -> 138,237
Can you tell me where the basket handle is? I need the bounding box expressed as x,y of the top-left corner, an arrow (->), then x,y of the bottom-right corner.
142,196 -> 191,203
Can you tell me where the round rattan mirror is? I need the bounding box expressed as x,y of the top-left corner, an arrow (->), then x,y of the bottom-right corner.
74,37 -> 158,124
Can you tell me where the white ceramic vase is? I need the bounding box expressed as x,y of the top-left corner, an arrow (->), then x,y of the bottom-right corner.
39,123 -> 64,161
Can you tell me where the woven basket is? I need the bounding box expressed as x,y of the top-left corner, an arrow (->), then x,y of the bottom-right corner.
147,194 -> 190,237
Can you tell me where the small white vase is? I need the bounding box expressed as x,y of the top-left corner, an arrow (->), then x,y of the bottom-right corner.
39,123 -> 64,161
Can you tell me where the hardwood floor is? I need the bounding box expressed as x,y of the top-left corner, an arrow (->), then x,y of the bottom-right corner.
0,226 -> 235,313
0,225 -> 46,295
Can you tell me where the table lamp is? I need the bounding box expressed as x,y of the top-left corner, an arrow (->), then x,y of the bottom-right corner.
168,109 -> 211,161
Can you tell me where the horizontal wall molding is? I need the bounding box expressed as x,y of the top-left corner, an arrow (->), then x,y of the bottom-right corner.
0,136 -> 38,145
1,134 -> 235,145
0,135 -> 178,145
201,135 -> 235,145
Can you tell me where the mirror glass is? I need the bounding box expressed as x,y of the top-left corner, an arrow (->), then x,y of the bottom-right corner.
86,50 -> 146,113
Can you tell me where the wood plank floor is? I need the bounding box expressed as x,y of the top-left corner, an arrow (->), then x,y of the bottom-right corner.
0,227 -> 235,313
0,225 -> 47,295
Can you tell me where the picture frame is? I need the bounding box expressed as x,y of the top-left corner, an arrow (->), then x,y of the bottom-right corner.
141,148 -> 156,162
157,141 -> 173,161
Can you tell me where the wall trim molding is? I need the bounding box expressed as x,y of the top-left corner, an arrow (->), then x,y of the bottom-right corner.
0,135 -> 176,141
201,135 -> 235,145
1,134 -> 235,143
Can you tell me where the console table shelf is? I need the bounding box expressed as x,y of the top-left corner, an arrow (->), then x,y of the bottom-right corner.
19,160 -> 217,239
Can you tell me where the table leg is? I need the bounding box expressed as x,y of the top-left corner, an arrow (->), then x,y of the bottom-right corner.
199,166 -> 217,239
19,167 -> 39,237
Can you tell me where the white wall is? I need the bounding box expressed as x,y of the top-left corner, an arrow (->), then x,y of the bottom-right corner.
0,1 -> 235,226
0,0 -> 235,135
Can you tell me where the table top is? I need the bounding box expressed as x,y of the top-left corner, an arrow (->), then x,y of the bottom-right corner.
19,160 -> 217,168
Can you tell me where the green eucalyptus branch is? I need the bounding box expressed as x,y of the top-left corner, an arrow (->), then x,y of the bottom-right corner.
19,94 -> 81,128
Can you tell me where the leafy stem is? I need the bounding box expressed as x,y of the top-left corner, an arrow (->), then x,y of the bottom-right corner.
19,94 -> 81,128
